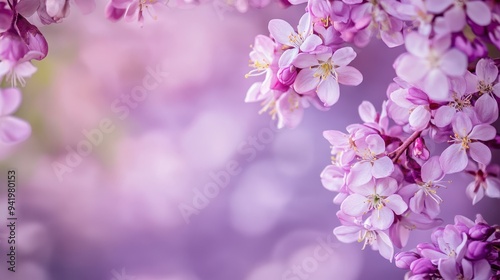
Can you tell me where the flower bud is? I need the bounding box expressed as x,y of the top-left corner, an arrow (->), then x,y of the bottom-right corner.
277,66 -> 297,87
469,223 -> 495,240
466,241 -> 491,260
410,258 -> 436,275
412,137 -> 429,160
395,251 -> 420,269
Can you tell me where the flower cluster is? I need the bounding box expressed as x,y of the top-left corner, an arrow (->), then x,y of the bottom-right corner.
243,0 -> 500,270
395,214 -> 500,280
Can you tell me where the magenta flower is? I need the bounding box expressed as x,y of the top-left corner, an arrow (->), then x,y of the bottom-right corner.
293,47 -> 363,106
268,13 -> 322,67
341,177 -> 407,230
395,32 -> 467,101
464,162 -> 500,205
420,225 -> 469,279
439,113 -> 496,174
0,88 -> 31,144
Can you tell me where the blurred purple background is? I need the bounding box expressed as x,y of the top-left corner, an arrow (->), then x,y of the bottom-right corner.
0,3 -> 499,280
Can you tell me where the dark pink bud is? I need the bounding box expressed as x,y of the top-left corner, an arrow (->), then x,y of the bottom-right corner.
410,258 -> 436,275
466,241 -> 490,260
395,252 -> 420,270
469,223 -> 495,240
412,137 -> 429,160
277,66 -> 297,87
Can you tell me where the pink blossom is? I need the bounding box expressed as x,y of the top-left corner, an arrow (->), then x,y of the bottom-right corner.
333,211 -> 395,261
402,157 -> 445,218
341,177 -> 407,230
268,13 -> 322,67
439,113 -> 496,174
464,162 -> 500,205
293,47 -> 362,106
346,134 -> 394,187
427,0 -> 491,34
395,32 -> 467,101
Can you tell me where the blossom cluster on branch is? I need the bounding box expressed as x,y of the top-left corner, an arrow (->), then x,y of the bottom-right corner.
244,0 -> 500,278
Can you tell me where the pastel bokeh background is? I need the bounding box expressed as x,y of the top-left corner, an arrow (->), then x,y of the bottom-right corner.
0,3 -> 499,280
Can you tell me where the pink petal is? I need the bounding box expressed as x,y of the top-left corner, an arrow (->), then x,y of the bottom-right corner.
410,191 -> 424,213
425,0 -> 453,13
469,124 -> 496,141
372,156 -> 394,178
409,105 -> 430,131
347,161 -> 373,187
279,48 -> 299,68
423,69 -> 449,101
439,49 -> 467,77
371,206 -> 394,230
323,130 -> 348,146
475,94 -> 498,124
366,134 -> 386,155
375,177 -> 398,196
476,58 -> 498,84
377,231 -> 395,261
440,144 -> 468,174
334,225 -> 361,243
0,88 -> 22,116
276,91 -> 304,129
317,75 -> 340,106
321,165 -> 345,191
0,116 -> 31,144
294,68 -> 319,93
341,193 -> 369,217
293,53 -> 318,68
473,259 -> 493,280
268,19 -> 295,45
438,258 -> 460,280
331,47 -> 357,66
351,180 -> 377,196
358,101 -> 377,123
453,112 -> 472,137
469,142 -> 491,166
443,6 -> 466,32
300,34 -> 322,52
485,178 -> 500,198
297,12 -> 312,35
404,32 -> 429,57
385,194 -> 407,215
421,156 -> 443,182
336,66 -> 363,86
466,1 -> 491,26
433,105 -> 455,127
395,54 -> 428,83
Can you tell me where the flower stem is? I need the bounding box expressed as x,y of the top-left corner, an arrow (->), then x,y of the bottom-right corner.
389,130 -> 422,163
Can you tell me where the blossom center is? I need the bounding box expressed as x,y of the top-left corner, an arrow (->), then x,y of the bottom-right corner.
449,93 -> 471,111
478,80 -> 494,95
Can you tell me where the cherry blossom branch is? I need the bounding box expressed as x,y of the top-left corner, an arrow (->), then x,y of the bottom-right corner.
388,130 -> 422,163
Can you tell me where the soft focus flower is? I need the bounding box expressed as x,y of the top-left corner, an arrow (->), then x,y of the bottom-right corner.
395,32 -> 467,101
